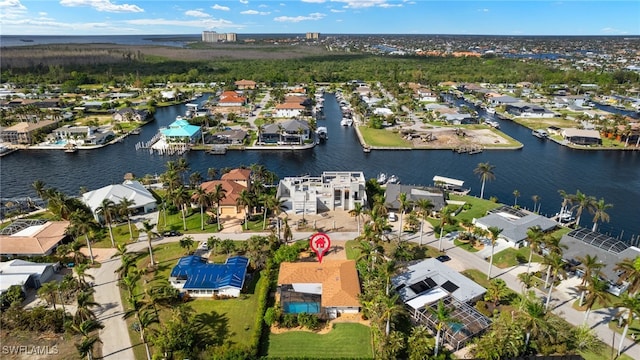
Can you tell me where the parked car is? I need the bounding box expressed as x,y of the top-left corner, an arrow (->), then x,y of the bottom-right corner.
388,212 -> 398,222
436,255 -> 451,262
163,230 -> 182,237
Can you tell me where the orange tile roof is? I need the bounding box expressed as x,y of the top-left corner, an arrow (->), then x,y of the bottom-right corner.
198,180 -> 247,206
277,260 -> 361,308
221,168 -> 251,181
284,95 -> 307,104
0,221 -> 69,255
219,91 -> 246,104
275,103 -> 305,110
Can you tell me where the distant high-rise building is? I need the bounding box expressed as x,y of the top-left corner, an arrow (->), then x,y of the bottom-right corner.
202,31 -> 236,43
306,32 -> 320,40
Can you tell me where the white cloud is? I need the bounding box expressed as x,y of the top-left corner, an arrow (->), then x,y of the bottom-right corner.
330,9 -> 345,13
0,0 -> 27,19
477,8 -> 489,12
211,4 -> 230,11
601,27 -> 628,35
127,17 -> 244,30
241,9 -> 270,15
239,0 -> 248,4
330,0 -> 388,9
185,10 -> 210,18
302,0 -> 326,3
379,3 -> 402,8
38,11 -> 47,16
59,0 -> 144,13
274,12 -> 325,23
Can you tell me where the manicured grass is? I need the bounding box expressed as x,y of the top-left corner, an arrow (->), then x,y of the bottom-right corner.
92,222 -> 138,248
267,323 -> 372,359
581,347 -> 634,360
492,247 -> 543,268
345,240 -> 361,261
454,238 -> 480,252
512,117 -> 577,130
461,269 -> 491,288
358,127 -> 412,147
158,209 -> 220,234
449,195 -> 501,225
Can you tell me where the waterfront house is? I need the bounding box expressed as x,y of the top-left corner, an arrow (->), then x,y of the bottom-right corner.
0,219 -> 69,257
472,206 -> 558,248
384,184 -> 447,213
0,120 -> 58,145
275,102 -> 306,118
392,258 -> 490,352
160,118 -> 201,144
196,168 -> 252,216
488,95 -> 520,106
0,259 -> 58,295
276,171 -> 367,214
112,108 -> 150,122
169,255 -> 249,297
211,129 -> 247,145
259,119 -> 311,145
505,103 -> 556,118
277,260 -> 361,319
51,124 -> 113,145
561,128 -> 602,146
217,91 -> 246,107
82,180 -> 158,221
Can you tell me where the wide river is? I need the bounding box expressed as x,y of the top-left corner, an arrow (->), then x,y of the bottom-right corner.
1,94 -> 639,242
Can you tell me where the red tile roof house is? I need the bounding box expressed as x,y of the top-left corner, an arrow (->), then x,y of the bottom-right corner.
194,168 -> 252,217
217,91 -> 247,107
275,95 -> 309,118
234,79 -> 257,90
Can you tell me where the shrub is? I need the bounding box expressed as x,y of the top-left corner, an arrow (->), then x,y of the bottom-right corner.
297,312 -> 320,330
281,313 -> 298,328
264,307 -> 277,327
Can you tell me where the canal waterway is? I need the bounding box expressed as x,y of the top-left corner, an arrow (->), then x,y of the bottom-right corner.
1,93 -> 638,242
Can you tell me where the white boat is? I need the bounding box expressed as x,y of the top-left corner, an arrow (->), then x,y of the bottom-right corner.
316,127 -> 328,141
376,173 -> 387,184
486,107 -> 496,114
387,175 -> 400,184
340,118 -> 353,126
532,129 -> 549,139
484,120 -> 500,128
64,143 -> 78,153
556,210 -> 575,224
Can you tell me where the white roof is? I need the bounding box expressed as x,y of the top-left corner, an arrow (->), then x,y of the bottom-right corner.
433,176 -> 465,187
0,259 -> 52,275
406,288 -> 448,310
82,180 -> 156,214
0,273 -> 31,293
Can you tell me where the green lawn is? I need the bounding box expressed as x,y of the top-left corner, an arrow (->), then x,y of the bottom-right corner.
454,238 -> 480,252
492,247 -> 543,268
158,209 -> 221,234
461,269 -> 492,288
448,195 -> 501,225
92,223 -> 138,248
267,323 -> 372,359
358,127 -> 412,147
345,240 -> 361,261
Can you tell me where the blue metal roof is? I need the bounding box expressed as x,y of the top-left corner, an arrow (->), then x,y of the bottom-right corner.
170,255 -> 249,290
161,119 -> 201,138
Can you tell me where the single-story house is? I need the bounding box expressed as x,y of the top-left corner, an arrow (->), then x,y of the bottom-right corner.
443,112 -> 476,125
506,103 -> 555,118
169,255 -> 249,297
489,95 -> 520,106
473,206 -> 558,247
0,259 -> 58,295
373,107 -> 394,116
0,220 -> 70,257
277,260 -> 361,319
50,125 -> 114,145
112,108 -> 150,122
560,228 -> 640,296
562,128 -> 602,146
259,119 -> 311,145
82,180 -> 158,222
384,184 -> 447,213
392,258 -> 490,351
210,129 -> 247,145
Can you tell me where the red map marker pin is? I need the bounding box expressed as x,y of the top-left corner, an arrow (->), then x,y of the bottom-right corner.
310,232 -> 331,263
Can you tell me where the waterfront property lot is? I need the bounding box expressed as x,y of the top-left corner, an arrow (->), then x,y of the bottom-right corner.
267,323 -> 372,359
511,116 -> 578,130
358,127 -> 412,147
491,247 -> 543,268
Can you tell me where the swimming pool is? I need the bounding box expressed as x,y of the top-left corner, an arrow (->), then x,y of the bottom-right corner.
448,322 -> 464,333
284,302 -> 320,314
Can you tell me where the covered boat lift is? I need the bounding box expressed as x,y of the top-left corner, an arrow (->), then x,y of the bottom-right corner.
433,176 -> 470,194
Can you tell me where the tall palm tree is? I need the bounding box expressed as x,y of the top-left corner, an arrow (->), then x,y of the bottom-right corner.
193,186 -> 209,231
590,198 -> 613,232
236,189 -> 253,230
517,296 -> 548,348
414,198 -> 434,246
473,162 -> 496,199
544,252 -> 566,311
525,226 -> 544,274
487,226 -> 503,279
407,324 -> 434,360
74,289 -> 100,324
438,205 -> 454,251
69,209 -> 97,264
615,293 -> 640,356
210,183 -> 227,231
380,293 -> 404,337
557,189 -> 572,217
171,186 -> 190,231
531,194 -> 541,213
180,236 -> 195,254
576,254 -> 604,306
429,299 -> 459,356
37,281 -> 59,310
117,198 -> 136,241
207,167 -> 218,180
74,263 -> 94,289
578,275 -> 609,325
70,319 -> 104,360
348,202 -> 365,235
96,198 -> 117,248
32,179 -> 47,199
570,190 -> 595,228
396,192 -> 411,240
513,189 -> 520,206
614,256 -> 640,296
141,221 -> 159,266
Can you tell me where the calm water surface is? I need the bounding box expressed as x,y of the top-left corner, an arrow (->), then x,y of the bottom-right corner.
1,94 -> 638,241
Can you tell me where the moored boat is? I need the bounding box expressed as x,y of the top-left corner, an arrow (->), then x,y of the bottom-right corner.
64,143 -> 78,153
532,129 -> 549,139
376,173 -> 387,184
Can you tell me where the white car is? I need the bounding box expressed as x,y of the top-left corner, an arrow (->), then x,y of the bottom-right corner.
388,212 -> 398,222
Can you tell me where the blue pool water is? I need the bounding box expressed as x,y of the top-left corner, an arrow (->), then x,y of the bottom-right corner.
284,302 -> 320,314
449,322 -> 464,333
54,139 -> 67,145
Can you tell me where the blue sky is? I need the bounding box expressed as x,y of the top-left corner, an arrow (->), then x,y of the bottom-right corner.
1,1 -> 638,36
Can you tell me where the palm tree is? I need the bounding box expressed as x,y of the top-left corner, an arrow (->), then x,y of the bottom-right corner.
70,319 -> 104,360
414,198 -> 434,246
513,189 -> 520,206
117,198 -> 136,241
180,236 -> 195,254
172,186 -> 190,231
348,202 -> 365,235
590,198 -> 613,232
207,167 -> 218,180
236,189 -> 253,230
207,236 -> 221,255
486,226 -> 503,279
220,239 -> 236,258
438,205 -> 454,251
558,189 -> 572,217
570,190 -> 595,228
380,293 -> 404,337
74,263 -> 94,289
614,256 -> 640,296
517,296 -> 548,348
485,278 -> 510,307
69,209 -> 97,264
193,186 -> 209,231
407,324 -> 434,360
544,252 -> 566,311
578,275 -> 609,325
473,162 -> 496,199
531,194 -> 541,213
614,293 -> 640,356
141,221 -> 159,266
429,299 -> 459,356
210,183 -> 227,231
32,179 -> 47,199
74,289 -> 100,324
576,254 -> 604,306
525,226 -> 544,274
96,198 -> 117,248
397,192 -> 411,240
37,281 -> 59,310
